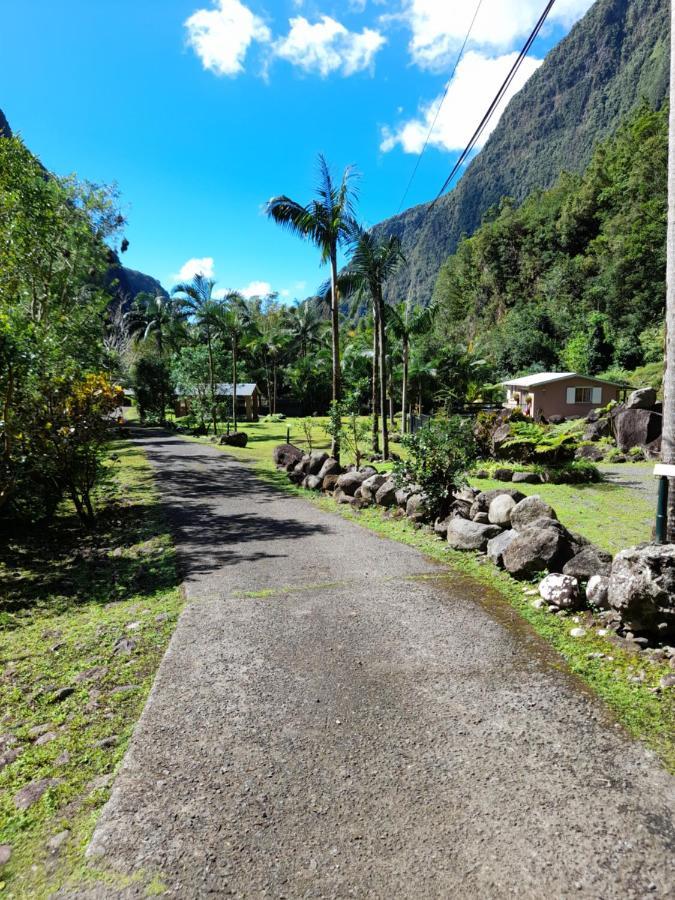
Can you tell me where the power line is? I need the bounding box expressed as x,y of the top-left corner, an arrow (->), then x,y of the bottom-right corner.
395,0 -> 484,215
431,0 -> 557,207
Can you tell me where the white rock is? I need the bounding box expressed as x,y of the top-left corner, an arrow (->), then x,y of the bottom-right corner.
488,494 -> 516,526
538,573 -> 580,610
570,627 -> 587,638
586,574 -> 610,609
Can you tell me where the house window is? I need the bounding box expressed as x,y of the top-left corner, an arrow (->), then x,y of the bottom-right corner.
566,386 -> 602,405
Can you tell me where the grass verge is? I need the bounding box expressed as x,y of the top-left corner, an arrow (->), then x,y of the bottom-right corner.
185,426 -> 675,772
0,441 -> 183,897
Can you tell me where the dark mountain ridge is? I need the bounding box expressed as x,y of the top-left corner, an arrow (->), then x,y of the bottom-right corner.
373,0 -> 670,303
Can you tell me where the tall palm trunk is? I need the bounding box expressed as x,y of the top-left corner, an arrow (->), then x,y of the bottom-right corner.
401,339 -> 409,434
329,249 -> 342,461
371,311 -> 380,454
232,340 -> 238,431
377,289 -> 389,460
206,327 -> 217,435
273,362 -> 277,414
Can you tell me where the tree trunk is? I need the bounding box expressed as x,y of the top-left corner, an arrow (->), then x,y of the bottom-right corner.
232,341 -> 238,431
273,362 -> 277,414
371,312 -> 380,453
665,0 -> 675,539
330,250 -> 342,461
401,340 -> 409,434
207,329 -> 217,435
377,290 -> 389,460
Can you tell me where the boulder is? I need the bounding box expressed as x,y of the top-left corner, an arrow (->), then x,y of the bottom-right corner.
307,451 -> 329,476
434,516 -> 451,539
473,512 -> 490,524
375,480 -> 398,508
353,486 -> 364,499
487,529 -> 519,567
502,520 -> 574,578
288,470 -> 304,485
608,544 -> 675,635
359,466 -> 378,478
575,445 -> 605,462
586,574 -> 610,609
302,474 -> 323,491
317,457 -> 341,480
406,494 -> 427,522
361,474 -> 387,502
548,415 -> 566,425
510,495 -> 557,530
539,573 -> 581,610
614,408 -> 662,451
333,488 -> 352,504
583,419 -> 610,442
469,489 -> 525,520
294,456 -> 310,475
491,422 -> 513,457
219,431 -> 248,448
512,471 -> 542,484
562,546 -> 612,581
447,518 -> 502,552
494,467 -> 515,482
395,488 -> 411,508
488,494 -> 516,526
273,443 -> 303,468
625,387 -> 657,410
644,436 -> 662,460
322,474 -> 339,493
474,469 -> 490,479
336,471 -> 367,496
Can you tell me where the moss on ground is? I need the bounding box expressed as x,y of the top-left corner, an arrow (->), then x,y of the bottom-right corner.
0,442 -> 183,898
194,429 -> 674,772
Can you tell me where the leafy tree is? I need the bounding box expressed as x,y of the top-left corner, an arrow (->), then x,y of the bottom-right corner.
387,299 -> 433,432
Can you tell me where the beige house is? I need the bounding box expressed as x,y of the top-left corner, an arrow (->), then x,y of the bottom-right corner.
501,372 -> 624,420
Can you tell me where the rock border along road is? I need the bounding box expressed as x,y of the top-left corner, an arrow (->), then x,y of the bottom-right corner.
79,431 -> 674,898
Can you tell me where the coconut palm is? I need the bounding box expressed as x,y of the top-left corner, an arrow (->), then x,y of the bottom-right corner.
386,298 -> 434,433
172,274 -> 221,434
342,227 -> 405,459
265,155 -> 358,460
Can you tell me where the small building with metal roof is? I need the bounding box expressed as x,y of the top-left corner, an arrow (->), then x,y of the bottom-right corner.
501,372 -> 626,420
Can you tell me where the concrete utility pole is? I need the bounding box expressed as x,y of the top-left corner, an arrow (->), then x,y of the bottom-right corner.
665,2 -> 675,539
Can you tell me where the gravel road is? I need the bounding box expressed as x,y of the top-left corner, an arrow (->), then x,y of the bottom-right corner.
76,431 -> 674,899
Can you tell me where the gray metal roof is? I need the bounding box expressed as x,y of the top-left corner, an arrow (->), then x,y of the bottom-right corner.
501,372 -> 623,389
178,383 -> 258,398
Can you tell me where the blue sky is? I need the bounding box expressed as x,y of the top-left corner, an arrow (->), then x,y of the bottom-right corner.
2,0 -> 594,301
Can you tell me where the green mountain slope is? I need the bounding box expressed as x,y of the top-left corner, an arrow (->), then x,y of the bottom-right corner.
373,0 -> 669,303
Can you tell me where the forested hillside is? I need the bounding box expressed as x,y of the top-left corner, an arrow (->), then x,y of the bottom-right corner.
430,103 -> 667,381
373,0 -> 669,303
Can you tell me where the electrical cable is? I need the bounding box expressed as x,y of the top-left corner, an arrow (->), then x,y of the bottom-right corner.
431,0 -> 557,207
395,0 -> 485,215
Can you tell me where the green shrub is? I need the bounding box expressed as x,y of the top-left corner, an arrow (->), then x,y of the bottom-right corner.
501,421 -> 578,464
394,416 -> 477,518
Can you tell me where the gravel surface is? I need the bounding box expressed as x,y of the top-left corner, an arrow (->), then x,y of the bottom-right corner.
74,432 -> 674,898
598,463 -> 658,503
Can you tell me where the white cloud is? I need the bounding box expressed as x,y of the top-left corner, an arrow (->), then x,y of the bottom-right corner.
240,280 -> 273,297
380,50 -> 543,154
172,257 -> 215,282
399,0 -> 594,70
184,0 -> 271,77
274,15 -> 385,77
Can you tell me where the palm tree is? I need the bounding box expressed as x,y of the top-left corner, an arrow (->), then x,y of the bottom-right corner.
126,293 -> 187,359
387,298 -> 434,434
210,293 -> 251,431
342,228 -> 405,460
265,155 -> 358,460
285,299 -> 325,360
172,274 -> 221,434
252,317 -> 288,414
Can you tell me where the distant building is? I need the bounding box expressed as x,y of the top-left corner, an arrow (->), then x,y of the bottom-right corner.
501,372 -> 625,420
176,383 -> 261,421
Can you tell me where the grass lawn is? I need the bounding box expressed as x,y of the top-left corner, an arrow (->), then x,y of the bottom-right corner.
0,442 -> 183,897
182,417 -> 675,772
472,473 -> 654,555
